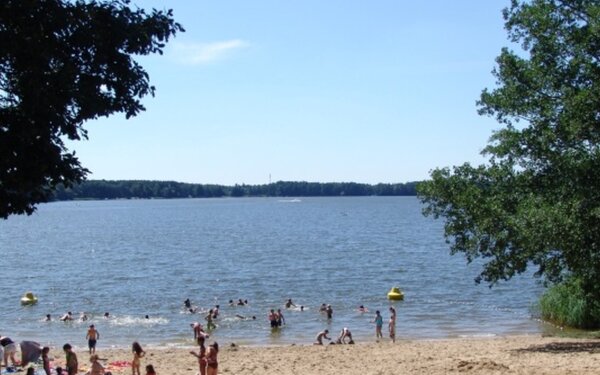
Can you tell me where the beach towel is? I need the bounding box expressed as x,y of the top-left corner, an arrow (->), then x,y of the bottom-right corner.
20,341 -> 41,367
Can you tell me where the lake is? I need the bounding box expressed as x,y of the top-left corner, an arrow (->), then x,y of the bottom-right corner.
0,197 -> 550,349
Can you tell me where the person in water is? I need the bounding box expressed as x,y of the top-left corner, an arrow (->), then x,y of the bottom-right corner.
389,306 -> 397,343
268,309 -> 278,328
285,298 -> 296,308
61,312 -> 73,321
276,309 -> 285,326
373,310 -> 383,339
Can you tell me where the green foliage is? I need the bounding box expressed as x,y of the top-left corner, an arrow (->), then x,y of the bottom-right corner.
53,180 -> 420,200
538,277 -> 600,329
0,0 -> 184,218
418,0 -> 600,322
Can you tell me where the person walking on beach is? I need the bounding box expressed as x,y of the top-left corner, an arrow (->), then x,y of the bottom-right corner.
63,343 -> 78,375
373,310 -> 383,339
86,324 -> 100,354
314,329 -> 331,345
206,342 -> 219,375
189,336 -> 207,375
88,353 -> 110,375
389,306 -> 397,343
131,341 -> 146,375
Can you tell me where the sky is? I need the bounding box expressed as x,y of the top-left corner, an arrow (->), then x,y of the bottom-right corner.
69,1 -> 514,185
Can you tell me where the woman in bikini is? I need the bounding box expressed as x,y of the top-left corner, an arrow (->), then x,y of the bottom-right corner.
206,342 -> 219,375
189,336 -> 207,375
131,341 -> 146,375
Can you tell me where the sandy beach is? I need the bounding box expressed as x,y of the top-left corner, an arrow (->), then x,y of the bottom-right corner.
43,335 -> 600,375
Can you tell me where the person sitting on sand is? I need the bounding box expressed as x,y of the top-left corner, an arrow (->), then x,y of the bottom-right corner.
285,298 -> 296,308
86,354 -> 112,375
336,327 -> 354,344
145,364 -> 156,375
314,329 -> 331,345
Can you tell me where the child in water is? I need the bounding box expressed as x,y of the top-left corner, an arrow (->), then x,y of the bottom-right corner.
131,341 -> 146,375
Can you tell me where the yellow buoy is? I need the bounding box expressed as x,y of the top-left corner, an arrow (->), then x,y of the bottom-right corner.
387,287 -> 404,301
20,291 -> 38,305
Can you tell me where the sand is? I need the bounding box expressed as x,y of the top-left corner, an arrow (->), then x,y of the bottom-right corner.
45,334 -> 600,375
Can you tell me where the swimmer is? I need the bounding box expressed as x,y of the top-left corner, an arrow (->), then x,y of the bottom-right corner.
229,300 -> 234,306
145,315 -> 150,319
103,312 -> 110,319
235,315 -> 256,320
319,303 -> 327,313
285,298 -> 296,308
314,329 -> 331,345
80,312 -> 88,321
358,305 -> 369,313
237,299 -> 245,306
45,314 -> 51,321
184,299 -> 192,309
60,312 -> 73,321
300,305 -> 305,312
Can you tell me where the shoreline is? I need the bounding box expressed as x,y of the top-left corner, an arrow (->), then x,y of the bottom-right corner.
39,334 -> 600,375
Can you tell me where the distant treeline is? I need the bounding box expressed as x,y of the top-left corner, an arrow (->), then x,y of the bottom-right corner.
52,180 -> 420,200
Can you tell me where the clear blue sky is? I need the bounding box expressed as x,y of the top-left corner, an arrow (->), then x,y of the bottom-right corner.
70,1 -> 512,185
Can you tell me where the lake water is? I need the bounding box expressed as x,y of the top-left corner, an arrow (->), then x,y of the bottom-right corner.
0,197 -> 550,349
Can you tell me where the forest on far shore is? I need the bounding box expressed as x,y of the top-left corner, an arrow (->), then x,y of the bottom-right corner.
53,180 -> 420,200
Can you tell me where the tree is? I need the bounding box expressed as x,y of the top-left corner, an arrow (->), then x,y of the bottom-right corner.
418,0 -> 600,325
0,0 -> 183,218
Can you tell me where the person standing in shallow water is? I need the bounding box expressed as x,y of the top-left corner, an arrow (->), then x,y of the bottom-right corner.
389,306 -> 397,343
373,310 -> 383,339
